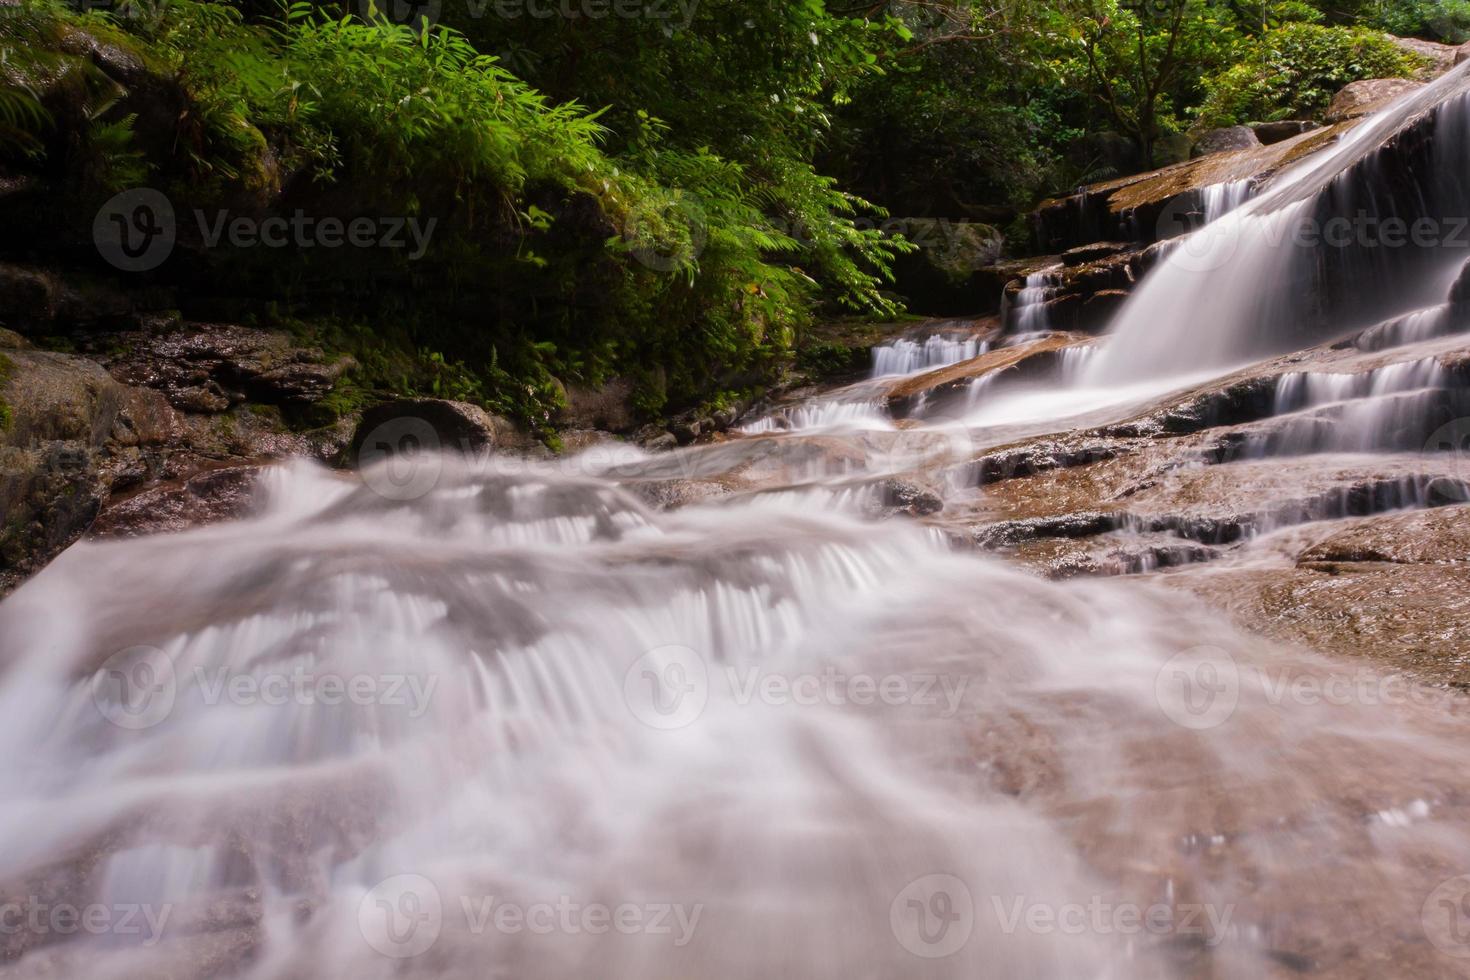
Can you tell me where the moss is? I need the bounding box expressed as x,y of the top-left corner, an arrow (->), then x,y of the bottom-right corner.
0,353 -> 13,433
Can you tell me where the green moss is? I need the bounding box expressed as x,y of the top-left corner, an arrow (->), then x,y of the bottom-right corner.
0,353 -> 13,433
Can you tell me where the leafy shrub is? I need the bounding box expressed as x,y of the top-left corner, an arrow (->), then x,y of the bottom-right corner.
1196,23 -> 1425,128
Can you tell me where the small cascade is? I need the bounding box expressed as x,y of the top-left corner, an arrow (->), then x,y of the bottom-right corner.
740,399 -> 889,434
1003,268 -> 1062,333
1242,358 -> 1459,456
870,333 -> 987,377
1201,179 -> 1254,222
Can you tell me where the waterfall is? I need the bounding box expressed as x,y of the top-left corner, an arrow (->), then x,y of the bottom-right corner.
1087,64 -> 1470,385
1003,269 -> 1062,334
870,334 -> 987,377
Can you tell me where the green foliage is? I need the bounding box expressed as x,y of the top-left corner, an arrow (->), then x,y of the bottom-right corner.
1196,23 -> 1425,128
1357,0 -> 1470,42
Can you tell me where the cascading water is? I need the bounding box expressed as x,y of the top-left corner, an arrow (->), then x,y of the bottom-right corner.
1003,269 -> 1062,333
5,451 -> 1470,978
8,39 -> 1470,980
871,334 -> 987,377
1087,64 -> 1470,385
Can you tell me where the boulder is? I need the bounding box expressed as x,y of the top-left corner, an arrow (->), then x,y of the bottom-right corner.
0,348 -> 179,591
1249,120 -> 1320,145
1325,78 -> 1425,123
1192,126 -> 1262,158
557,377 -> 637,433
101,322 -> 355,412
888,218 -> 1004,315
1387,35 -> 1459,78
349,399 -> 526,463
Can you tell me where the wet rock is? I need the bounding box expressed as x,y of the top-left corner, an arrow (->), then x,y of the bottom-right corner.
1060,241 -> 1132,266
884,333 -> 1096,415
670,419 -> 702,445
1034,124 -> 1348,252
557,378 -> 637,433
876,479 -> 944,517
89,464 -> 263,538
1325,78 -> 1425,124
101,322 -> 355,411
0,348 -> 179,591
349,399 -> 525,462
1250,120 -> 1320,145
1192,126 -> 1261,158
631,424 -> 678,452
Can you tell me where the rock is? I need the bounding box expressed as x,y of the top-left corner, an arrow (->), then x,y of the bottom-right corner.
877,479 -> 944,517
670,419 -> 702,445
884,333 -> 1096,414
631,423 -> 678,451
349,399 -> 525,462
0,348 -> 179,591
101,322 -> 354,411
0,263 -> 137,333
1193,126 -> 1262,158
1249,120 -> 1320,145
1458,40 -> 1470,66
1035,125 -> 1349,252
89,464 -> 263,538
558,377 -> 637,433
1449,259 -> 1470,307
1061,242 -> 1132,266
889,218 -> 1004,315
1387,35 -> 1459,78
1325,78 -> 1424,123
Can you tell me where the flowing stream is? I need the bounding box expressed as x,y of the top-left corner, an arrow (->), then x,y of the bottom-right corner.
5,66 -> 1470,980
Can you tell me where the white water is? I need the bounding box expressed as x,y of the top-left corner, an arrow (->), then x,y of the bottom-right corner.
1004,269 -> 1061,333
4,451 -> 1470,978
871,334 -> 987,377
1088,66 -> 1470,385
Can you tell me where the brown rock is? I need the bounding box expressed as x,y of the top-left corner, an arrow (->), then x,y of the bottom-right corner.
1325,78 -> 1425,124
1192,126 -> 1261,158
